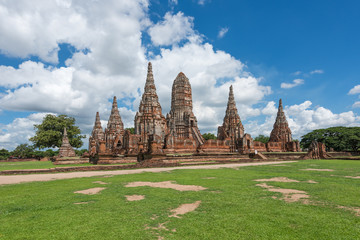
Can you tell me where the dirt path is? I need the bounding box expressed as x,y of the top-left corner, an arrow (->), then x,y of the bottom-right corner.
0,161 -> 297,185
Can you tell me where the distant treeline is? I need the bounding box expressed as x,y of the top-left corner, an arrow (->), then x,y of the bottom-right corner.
0,144 -> 87,160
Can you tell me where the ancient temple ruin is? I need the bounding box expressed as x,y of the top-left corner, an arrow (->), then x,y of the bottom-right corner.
58,127 -> 76,157
165,72 -> 204,153
134,62 -> 168,154
88,62 -> 299,163
217,85 -> 253,153
253,99 -> 300,152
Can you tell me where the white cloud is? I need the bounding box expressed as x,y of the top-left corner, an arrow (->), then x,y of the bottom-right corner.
0,3 -> 271,148
349,85 -> 360,95
169,0 -> 178,5
0,0 -> 149,64
293,71 -> 302,76
353,101 -> 360,108
245,100 -> 360,140
150,40 -> 271,132
218,27 -> 229,39
0,113 -> 49,150
2,1 -> 356,150
280,79 -> 304,89
148,12 -> 195,46
198,0 -> 209,5
310,69 -> 324,74
261,101 -> 277,115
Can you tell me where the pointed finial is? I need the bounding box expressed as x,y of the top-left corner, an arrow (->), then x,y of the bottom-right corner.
148,62 -> 152,73
279,99 -> 283,109
95,112 -> 102,127
112,96 -> 118,109
145,62 -> 155,86
63,127 -> 67,136
228,85 -> 235,101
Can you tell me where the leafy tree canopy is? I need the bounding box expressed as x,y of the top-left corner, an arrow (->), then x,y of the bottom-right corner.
254,135 -> 270,144
125,127 -> 135,134
11,144 -> 35,158
0,148 -> 11,160
202,133 -> 217,140
30,114 -> 85,149
300,126 -> 360,151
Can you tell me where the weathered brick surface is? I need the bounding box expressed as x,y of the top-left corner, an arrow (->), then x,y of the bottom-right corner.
268,99 -> 300,152
58,128 -> 76,157
165,72 -> 204,152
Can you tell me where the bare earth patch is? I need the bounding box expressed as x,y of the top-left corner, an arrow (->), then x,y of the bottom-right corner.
337,206 -> 360,216
125,181 -> 207,191
125,195 -> 145,201
306,180 -> 318,183
93,181 -> 108,185
73,202 -> 90,205
202,177 -> 216,179
169,201 -> 202,218
74,187 -> 106,195
254,177 -> 300,183
256,183 -> 310,204
345,176 -> 360,179
302,168 -> 334,172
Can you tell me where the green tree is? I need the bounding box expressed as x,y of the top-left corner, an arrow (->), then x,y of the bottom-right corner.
125,127 -> 135,134
30,114 -> 85,149
202,133 -> 217,140
0,148 -> 11,160
75,149 -> 87,156
254,135 -> 270,144
300,127 -> 360,151
11,144 -> 35,158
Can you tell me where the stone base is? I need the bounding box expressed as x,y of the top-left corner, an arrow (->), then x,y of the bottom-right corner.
96,154 -> 137,164
53,157 -> 89,165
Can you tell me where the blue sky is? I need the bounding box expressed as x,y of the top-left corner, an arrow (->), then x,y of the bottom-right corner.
0,0 -> 359,150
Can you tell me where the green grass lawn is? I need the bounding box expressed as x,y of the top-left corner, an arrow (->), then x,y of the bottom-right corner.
0,159 -> 360,239
0,161 -> 136,171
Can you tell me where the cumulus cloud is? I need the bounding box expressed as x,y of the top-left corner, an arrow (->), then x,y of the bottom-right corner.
148,12 -> 195,46
286,101 -> 360,138
0,113 -> 49,150
353,101 -> 360,108
218,27 -> 229,39
280,79 -> 304,89
349,85 -> 360,95
150,40 -> 271,132
0,1 -> 358,150
245,100 -> 360,140
310,69 -> 324,74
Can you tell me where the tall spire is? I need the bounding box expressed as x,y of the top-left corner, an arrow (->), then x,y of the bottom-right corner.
138,62 -> 163,116
269,98 -> 292,142
91,112 -> 104,141
134,62 -> 167,146
143,62 -> 158,97
107,96 -> 124,133
225,85 -> 238,117
146,62 -> 154,84
95,112 -> 102,128
170,72 -> 193,114
218,85 -> 244,140
167,71 -> 203,144
279,98 -> 283,111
